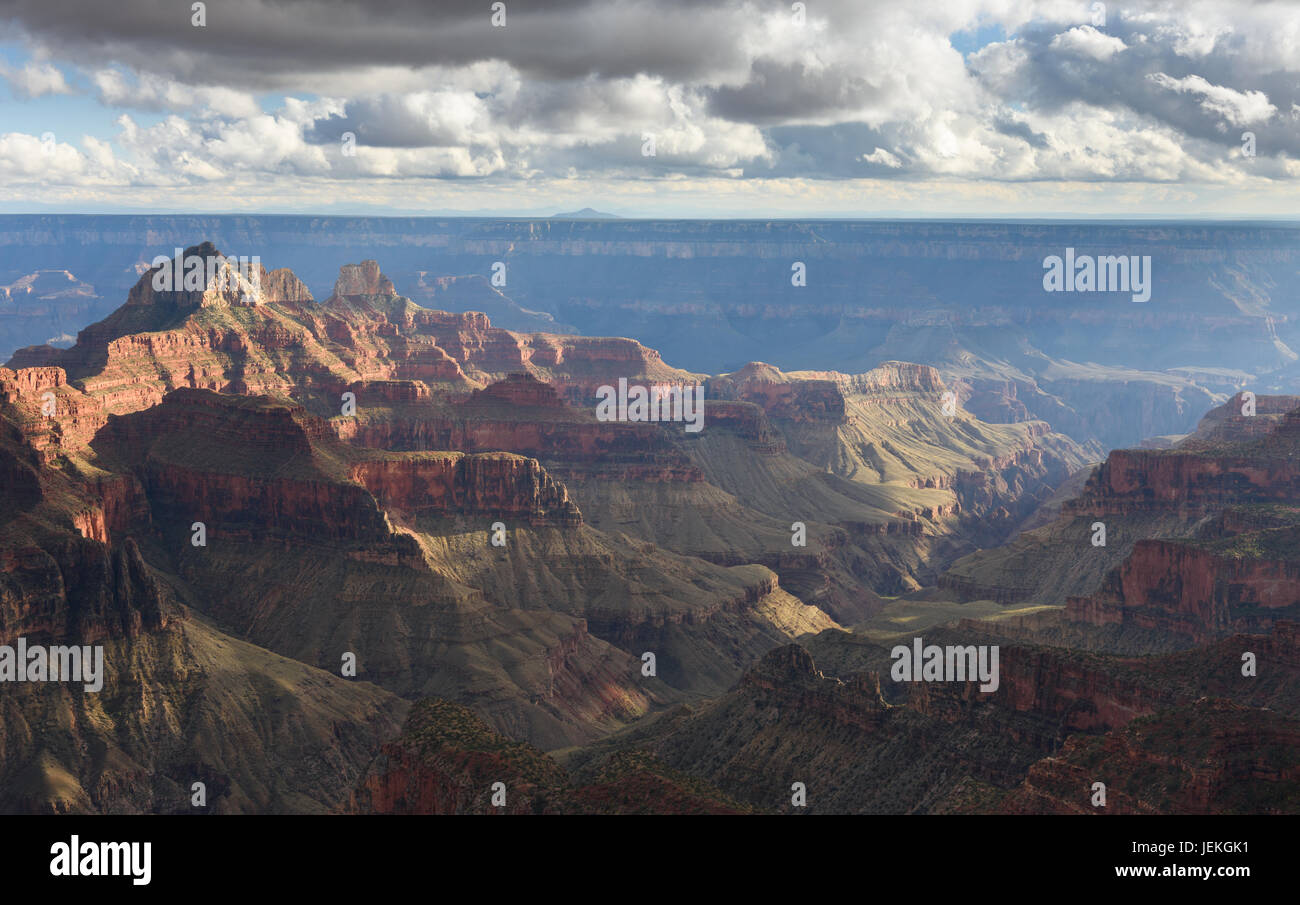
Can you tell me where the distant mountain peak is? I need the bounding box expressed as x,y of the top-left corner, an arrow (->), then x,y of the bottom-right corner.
551,207 -> 621,219
730,361 -> 788,383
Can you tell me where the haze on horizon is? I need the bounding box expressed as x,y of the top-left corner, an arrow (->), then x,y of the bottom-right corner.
1,0 -> 1299,218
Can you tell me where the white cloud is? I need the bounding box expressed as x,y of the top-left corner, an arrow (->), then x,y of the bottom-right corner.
93,69 -> 260,118
1147,73 -> 1277,127
0,61 -> 72,98
862,147 -> 902,168
0,131 -> 137,183
1049,26 -> 1127,61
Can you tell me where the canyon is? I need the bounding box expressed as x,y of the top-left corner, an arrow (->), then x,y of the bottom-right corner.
0,238 -> 1295,814
5,216 -> 1299,455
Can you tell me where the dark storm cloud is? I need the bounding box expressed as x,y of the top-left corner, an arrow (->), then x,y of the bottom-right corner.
0,0 -> 751,88
706,59 -> 887,125
307,98 -> 465,148
761,123 -> 901,179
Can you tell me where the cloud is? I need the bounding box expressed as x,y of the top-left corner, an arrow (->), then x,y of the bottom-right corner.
1048,25 -> 1126,61
0,60 -> 71,98
1147,72 -> 1277,127
967,10 -> 1300,159
0,130 -> 138,183
0,0 -> 752,89
861,147 -> 903,168
0,0 -> 1295,212
92,69 -> 261,118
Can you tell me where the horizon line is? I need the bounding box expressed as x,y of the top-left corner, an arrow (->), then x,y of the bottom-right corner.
1,211 -> 1299,226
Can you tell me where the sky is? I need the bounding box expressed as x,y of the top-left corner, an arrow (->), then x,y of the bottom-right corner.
0,0 -> 1298,218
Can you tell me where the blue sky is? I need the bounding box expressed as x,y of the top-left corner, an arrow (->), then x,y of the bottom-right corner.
948,23 -> 1009,58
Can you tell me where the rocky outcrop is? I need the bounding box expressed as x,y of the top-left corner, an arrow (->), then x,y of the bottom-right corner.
941,397 -> 1300,615
339,412 -> 703,483
1066,538 -> 1300,643
737,643 -> 890,731
466,372 -> 568,409
978,699 -> 1300,814
696,401 -> 785,452
331,260 -> 396,299
332,371 -> 705,483
0,534 -> 167,645
1065,409 -> 1300,522
1069,448 -> 1300,518
907,641 -> 1171,746
71,472 -> 149,543
94,388 -> 583,537
708,363 -> 846,423
584,572 -> 784,641
0,366 -> 108,456
1180,393 -> 1300,448
351,452 -> 582,526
